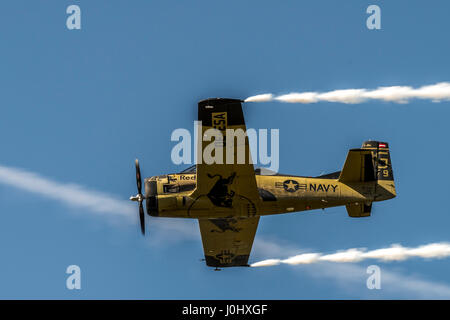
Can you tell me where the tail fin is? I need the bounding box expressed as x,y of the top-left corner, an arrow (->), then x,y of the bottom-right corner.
340,141 -> 396,218
338,149 -> 376,183
339,140 -> 395,184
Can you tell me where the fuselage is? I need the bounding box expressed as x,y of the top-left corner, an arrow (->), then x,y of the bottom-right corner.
144,169 -> 395,219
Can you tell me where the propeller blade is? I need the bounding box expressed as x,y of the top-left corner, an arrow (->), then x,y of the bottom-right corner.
139,201 -> 145,235
132,159 -> 146,236
135,159 -> 142,195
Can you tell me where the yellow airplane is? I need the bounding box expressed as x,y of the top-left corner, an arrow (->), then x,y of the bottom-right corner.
130,98 -> 396,269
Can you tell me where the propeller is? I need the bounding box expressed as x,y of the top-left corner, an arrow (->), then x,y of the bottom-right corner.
130,159 -> 146,235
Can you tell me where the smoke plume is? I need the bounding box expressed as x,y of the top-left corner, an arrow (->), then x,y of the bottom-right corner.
245,82 -> 450,104
251,242 -> 450,267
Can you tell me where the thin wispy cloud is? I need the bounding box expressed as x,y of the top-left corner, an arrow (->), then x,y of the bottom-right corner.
0,164 -> 197,236
0,164 -> 134,219
305,262 -> 450,299
245,82 -> 450,104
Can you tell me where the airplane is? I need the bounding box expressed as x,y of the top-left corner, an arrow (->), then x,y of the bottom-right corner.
130,98 -> 396,269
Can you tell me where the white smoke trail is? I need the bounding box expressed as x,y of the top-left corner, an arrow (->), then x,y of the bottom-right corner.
251,242 -> 450,267
252,239 -> 450,298
245,82 -> 450,104
244,93 -> 273,102
0,164 -> 134,219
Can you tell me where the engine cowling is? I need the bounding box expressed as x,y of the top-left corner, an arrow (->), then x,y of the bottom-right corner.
146,180 -> 158,216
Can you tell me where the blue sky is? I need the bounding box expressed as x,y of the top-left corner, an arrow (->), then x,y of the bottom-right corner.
0,0 -> 450,299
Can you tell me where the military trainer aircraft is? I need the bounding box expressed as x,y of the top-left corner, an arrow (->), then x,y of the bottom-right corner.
130,98 -> 396,269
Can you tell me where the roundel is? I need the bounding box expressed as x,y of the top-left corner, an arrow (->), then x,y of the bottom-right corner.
283,180 -> 299,192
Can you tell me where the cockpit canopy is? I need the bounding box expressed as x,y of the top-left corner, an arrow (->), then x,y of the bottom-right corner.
179,165 -> 276,176
179,165 -> 196,174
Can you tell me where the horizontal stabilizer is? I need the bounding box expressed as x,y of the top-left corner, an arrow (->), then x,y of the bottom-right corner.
346,203 -> 372,217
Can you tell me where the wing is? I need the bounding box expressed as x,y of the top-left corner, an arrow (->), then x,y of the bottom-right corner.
198,217 -> 260,267
191,98 -> 260,216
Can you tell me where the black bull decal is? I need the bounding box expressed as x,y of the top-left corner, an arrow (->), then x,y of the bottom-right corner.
207,172 -> 236,208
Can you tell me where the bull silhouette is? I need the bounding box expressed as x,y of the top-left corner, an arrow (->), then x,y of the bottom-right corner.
206,172 -> 236,208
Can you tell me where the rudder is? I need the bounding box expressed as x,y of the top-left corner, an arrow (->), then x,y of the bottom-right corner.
361,141 -> 394,181
361,140 -> 396,200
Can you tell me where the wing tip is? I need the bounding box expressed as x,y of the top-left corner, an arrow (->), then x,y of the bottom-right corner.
204,255 -> 250,268
198,98 -> 244,105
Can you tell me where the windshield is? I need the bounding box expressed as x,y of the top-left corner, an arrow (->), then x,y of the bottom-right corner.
254,167 -> 277,175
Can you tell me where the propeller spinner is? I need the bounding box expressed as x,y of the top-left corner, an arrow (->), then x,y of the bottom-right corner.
130,159 -> 146,235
